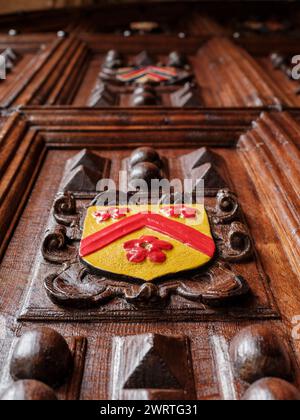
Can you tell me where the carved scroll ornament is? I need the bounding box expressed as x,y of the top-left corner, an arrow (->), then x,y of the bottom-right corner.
230,325 -> 293,384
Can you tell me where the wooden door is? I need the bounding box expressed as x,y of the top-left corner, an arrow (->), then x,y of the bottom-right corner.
0,1 -> 300,401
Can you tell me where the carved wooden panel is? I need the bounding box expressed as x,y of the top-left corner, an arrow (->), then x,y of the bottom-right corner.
0,2 -> 300,401
9,33 -> 299,108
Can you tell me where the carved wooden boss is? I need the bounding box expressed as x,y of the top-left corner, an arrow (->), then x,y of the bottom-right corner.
7,143 -> 298,401
0,2 -> 300,402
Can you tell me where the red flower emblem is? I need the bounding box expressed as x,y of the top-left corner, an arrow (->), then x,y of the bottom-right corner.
124,235 -> 173,264
93,207 -> 129,223
160,205 -> 197,219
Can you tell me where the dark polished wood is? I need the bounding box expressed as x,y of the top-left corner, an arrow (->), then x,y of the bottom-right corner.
0,1 -> 300,401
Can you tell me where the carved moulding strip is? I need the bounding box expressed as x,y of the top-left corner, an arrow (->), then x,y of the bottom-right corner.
1,330 -> 87,401
238,112 -> 300,279
42,226 -> 77,264
88,80 -> 118,107
110,334 -> 196,400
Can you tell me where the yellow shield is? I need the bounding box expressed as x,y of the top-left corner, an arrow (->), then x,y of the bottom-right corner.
80,205 -> 215,282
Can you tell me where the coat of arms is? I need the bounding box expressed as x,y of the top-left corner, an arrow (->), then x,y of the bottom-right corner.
80,204 -> 215,282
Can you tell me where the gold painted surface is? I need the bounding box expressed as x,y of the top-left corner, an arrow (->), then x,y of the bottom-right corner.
81,205 -> 215,281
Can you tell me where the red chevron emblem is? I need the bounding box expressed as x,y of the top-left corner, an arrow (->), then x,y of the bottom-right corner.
80,212 -> 216,258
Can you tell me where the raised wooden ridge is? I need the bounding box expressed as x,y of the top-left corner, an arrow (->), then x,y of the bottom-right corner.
238,111 -> 300,278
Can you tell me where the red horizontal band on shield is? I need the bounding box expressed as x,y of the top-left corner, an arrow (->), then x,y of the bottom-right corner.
80,213 -> 216,259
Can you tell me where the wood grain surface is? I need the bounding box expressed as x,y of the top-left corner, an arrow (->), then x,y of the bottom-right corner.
0,1 -> 300,401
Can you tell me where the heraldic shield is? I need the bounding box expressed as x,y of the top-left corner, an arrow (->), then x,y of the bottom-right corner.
79,204 -> 216,282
